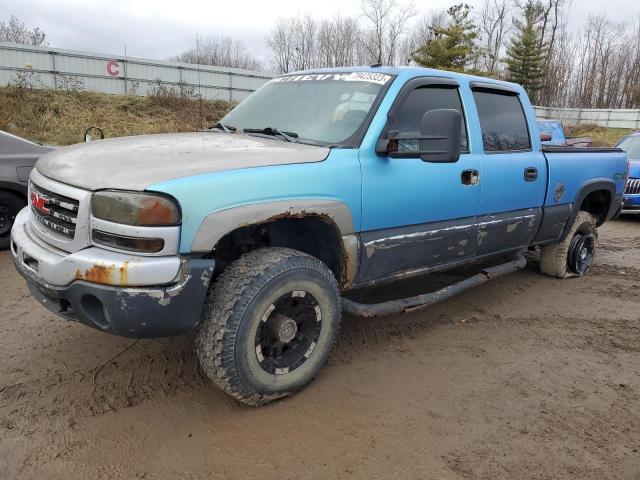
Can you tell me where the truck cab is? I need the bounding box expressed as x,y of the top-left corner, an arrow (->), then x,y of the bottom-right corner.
11,67 -> 627,405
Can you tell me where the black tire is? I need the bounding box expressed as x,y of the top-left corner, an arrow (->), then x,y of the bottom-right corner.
196,247 -> 342,406
0,191 -> 26,250
539,211 -> 597,278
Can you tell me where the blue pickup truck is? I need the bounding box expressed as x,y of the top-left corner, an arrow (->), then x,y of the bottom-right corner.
11,67 -> 627,405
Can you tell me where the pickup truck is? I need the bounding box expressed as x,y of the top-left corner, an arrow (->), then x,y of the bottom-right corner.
537,119 -> 592,147
10,67 -> 627,406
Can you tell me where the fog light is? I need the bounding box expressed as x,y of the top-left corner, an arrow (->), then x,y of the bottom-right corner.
92,230 -> 165,253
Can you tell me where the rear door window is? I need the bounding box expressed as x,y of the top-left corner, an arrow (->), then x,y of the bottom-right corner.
473,89 -> 531,152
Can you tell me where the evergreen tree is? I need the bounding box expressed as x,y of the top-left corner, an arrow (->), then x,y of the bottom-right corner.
505,1 -> 547,101
411,4 -> 481,73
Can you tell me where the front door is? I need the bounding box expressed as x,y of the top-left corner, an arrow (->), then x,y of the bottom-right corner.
357,78 -> 482,284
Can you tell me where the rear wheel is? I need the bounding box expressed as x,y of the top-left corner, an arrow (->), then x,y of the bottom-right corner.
196,247 -> 341,406
0,192 -> 26,250
539,211 -> 597,278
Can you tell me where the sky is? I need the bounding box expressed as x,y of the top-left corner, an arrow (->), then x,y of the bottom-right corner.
3,0 -> 639,65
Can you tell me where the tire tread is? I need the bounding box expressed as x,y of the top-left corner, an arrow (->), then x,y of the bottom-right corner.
196,247 -> 340,406
539,211 -> 597,278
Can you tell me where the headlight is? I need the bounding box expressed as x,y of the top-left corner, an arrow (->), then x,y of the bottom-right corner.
92,191 -> 181,226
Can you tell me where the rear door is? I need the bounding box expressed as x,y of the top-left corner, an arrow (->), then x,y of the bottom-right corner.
470,84 -> 546,255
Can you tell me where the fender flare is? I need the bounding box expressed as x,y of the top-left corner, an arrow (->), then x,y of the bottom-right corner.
560,178 -> 617,241
191,199 -> 359,284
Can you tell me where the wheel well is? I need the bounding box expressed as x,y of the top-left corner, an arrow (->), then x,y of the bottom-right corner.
213,215 -> 345,284
579,189 -> 611,225
0,188 -> 27,204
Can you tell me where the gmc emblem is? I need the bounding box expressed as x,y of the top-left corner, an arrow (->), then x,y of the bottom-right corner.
31,191 -> 50,214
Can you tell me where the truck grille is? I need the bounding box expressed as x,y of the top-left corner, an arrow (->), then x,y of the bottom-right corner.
30,182 -> 79,239
625,178 -> 640,195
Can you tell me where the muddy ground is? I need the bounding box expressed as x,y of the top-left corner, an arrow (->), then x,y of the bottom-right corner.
1,217 -> 640,479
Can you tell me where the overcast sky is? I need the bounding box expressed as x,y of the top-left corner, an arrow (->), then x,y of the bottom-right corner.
5,0 -> 639,65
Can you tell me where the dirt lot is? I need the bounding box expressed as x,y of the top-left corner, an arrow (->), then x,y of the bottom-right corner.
1,217 -> 640,480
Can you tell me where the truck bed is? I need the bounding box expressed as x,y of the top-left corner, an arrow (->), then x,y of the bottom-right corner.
542,146 -> 627,208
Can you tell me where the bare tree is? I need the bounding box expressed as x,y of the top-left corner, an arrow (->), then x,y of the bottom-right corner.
538,0 -> 567,61
290,15 -> 318,71
266,17 -> 296,73
316,15 -> 362,68
0,15 -> 46,46
261,2 -> 640,110
361,0 -> 417,65
477,0 -> 512,74
539,13 -> 640,109
175,34 -> 262,70
399,10 -> 447,65
385,4 -> 418,65
266,14 -> 367,73
539,27 -> 575,107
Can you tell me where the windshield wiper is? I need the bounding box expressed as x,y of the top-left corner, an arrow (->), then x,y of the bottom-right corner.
243,127 -> 298,143
210,122 -> 236,133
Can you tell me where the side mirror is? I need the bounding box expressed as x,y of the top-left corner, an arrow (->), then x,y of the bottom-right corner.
84,126 -> 105,142
376,109 -> 462,163
419,109 -> 462,162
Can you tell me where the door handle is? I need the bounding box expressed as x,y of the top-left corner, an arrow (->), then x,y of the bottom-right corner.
461,169 -> 479,185
524,167 -> 538,182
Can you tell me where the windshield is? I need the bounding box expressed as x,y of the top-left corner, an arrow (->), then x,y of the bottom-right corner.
221,72 -> 393,146
618,135 -> 640,159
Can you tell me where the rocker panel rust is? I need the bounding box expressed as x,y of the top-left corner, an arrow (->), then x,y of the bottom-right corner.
355,208 -> 542,287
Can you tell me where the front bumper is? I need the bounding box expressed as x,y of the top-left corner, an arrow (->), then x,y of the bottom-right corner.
11,207 -> 215,337
621,194 -> 640,213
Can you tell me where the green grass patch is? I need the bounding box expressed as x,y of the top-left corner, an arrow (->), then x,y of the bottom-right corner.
564,124 -> 634,147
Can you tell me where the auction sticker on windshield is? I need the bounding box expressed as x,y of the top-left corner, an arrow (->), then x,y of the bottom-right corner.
272,72 -> 392,85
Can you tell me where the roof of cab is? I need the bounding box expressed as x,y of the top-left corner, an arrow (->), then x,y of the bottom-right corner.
286,65 -> 524,91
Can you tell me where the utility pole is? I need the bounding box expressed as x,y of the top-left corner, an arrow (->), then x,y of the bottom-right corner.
196,34 -> 203,130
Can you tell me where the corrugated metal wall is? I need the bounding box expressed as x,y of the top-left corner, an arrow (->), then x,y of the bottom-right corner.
0,42 -> 274,101
534,106 -> 640,129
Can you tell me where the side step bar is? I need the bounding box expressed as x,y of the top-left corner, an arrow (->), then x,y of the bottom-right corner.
342,256 -> 527,317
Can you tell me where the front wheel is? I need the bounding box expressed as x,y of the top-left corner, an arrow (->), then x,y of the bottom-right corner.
196,247 -> 342,406
539,211 -> 597,278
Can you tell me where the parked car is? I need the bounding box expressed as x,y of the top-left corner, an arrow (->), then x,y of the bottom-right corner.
617,131 -> 640,213
11,67 -> 627,405
0,130 -> 54,249
537,119 -> 592,147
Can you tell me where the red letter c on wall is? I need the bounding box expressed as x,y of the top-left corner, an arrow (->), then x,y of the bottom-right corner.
106,61 -> 120,76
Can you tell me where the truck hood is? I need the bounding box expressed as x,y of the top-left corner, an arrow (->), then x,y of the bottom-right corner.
35,132 -> 330,191
629,159 -> 640,178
